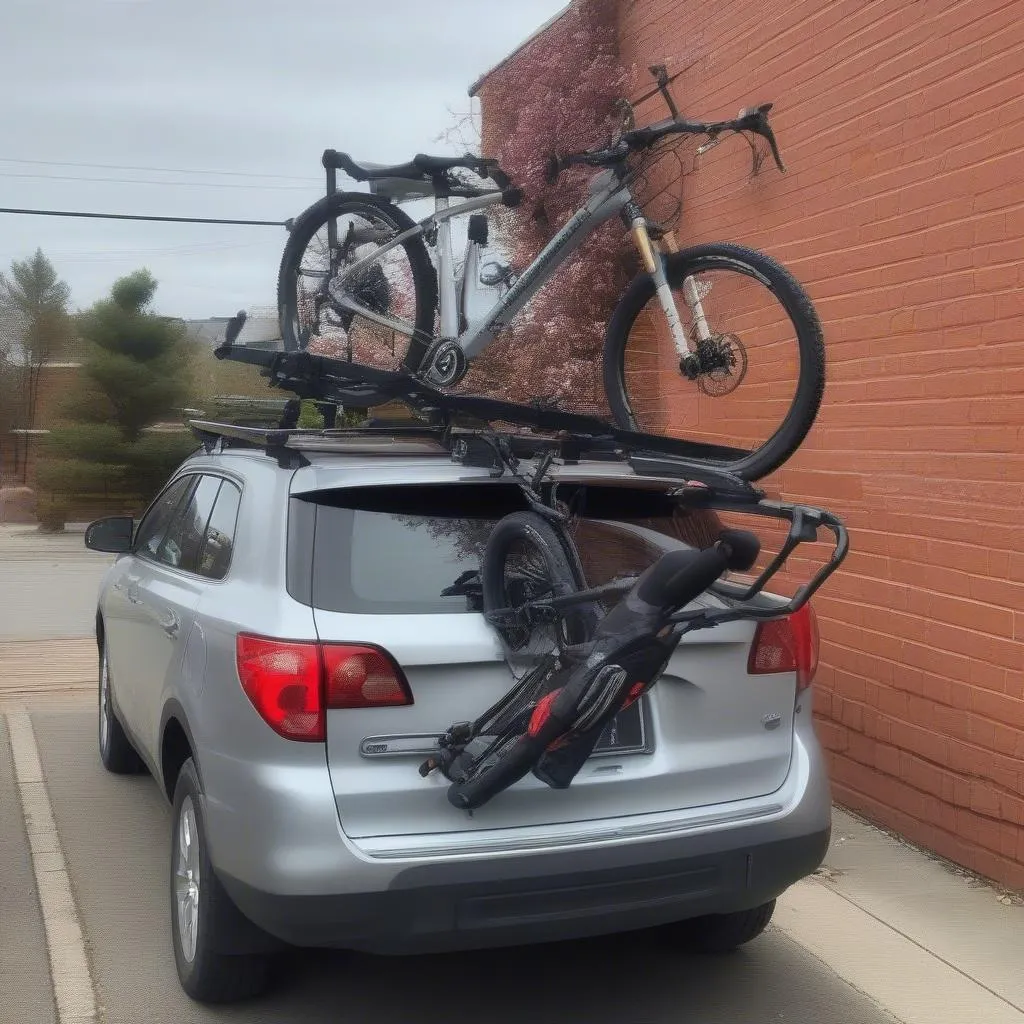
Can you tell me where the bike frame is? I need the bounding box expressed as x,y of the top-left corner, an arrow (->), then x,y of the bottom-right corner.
332,167 -> 697,363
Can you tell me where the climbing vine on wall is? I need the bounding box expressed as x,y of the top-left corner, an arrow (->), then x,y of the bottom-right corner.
462,0 -> 636,412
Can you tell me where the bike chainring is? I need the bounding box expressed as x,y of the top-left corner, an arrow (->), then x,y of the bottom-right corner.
680,333 -> 749,397
422,339 -> 468,387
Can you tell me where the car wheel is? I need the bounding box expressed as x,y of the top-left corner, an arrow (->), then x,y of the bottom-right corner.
98,642 -> 144,774
658,900 -> 776,954
170,757 -> 271,1003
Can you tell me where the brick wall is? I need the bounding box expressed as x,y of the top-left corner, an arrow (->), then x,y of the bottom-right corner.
623,0 -> 1024,889
478,0 -> 1024,889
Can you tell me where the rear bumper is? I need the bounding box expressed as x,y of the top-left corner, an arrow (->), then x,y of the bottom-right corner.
221,826 -> 829,952
208,698 -> 832,953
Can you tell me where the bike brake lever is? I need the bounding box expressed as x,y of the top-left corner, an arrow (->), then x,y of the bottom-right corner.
544,153 -> 562,184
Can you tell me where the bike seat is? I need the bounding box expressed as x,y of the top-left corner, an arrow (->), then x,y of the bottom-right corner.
323,149 -> 487,182
413,153 -> 482,175
322,149 -> 427,181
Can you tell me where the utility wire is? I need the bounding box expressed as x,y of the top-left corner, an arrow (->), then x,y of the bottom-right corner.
0,155 -> 320,183
0,206 -> 285,226
0,170 -> 314,191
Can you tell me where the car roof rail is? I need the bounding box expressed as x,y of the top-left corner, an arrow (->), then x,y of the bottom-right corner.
187,417 -> 764,503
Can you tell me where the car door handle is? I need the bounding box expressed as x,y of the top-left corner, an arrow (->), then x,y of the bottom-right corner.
157,609 -> 180,638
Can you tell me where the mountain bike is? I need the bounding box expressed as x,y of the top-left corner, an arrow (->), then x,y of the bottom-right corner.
420,466 -> 848,811
277,68 -> 825,481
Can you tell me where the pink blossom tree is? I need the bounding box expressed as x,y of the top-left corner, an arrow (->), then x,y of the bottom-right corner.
462,0 -> 637,414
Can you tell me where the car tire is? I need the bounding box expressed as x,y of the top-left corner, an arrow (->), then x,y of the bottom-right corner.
170,758 -> 271,1003
658,900 -> 776,954
98,642 -> 145,774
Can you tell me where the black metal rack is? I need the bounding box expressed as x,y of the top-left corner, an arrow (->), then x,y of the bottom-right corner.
205,328 -> 848,613
212,340 -> 769,500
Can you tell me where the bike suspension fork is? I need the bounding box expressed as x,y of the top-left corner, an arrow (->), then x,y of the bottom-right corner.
624,204 -> 692,358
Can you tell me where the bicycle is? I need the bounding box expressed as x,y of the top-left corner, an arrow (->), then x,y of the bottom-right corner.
277,67 -> 826,481
419,454 -> 848,811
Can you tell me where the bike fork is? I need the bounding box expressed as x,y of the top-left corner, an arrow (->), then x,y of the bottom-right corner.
625,207 -> 692,358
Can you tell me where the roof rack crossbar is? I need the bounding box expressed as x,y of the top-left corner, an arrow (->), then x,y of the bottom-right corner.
208,341 -> 766,499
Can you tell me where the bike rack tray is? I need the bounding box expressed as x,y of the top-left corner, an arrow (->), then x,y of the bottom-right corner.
212,341 -> 769,498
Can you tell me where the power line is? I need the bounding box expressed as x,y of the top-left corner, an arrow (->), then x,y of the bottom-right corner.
0,155 -> 321,183
0,206 -> 285,227
0,170 -> 315,191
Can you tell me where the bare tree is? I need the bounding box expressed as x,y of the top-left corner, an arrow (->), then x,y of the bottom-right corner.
0,249 -> 72,482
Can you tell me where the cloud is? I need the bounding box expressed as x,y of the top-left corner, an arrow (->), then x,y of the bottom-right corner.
0,0 -> 566,316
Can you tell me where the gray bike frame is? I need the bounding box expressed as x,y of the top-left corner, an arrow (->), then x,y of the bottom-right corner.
333,169 -> 634,360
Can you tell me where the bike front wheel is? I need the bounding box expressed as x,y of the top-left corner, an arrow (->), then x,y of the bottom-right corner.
276,192 -> 438,408
603,243 -> 825,481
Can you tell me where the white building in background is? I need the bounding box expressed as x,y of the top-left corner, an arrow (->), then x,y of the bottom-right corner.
182,307 -> 282,350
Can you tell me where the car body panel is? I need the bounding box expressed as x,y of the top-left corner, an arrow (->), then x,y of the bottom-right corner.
93,440 -> 833,954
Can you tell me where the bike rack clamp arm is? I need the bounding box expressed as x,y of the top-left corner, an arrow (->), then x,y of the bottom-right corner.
668,498 -> 849,629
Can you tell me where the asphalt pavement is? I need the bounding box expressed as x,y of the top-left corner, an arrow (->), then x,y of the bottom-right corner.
2,528 -> 1022,1023
3,700 -> 906,1024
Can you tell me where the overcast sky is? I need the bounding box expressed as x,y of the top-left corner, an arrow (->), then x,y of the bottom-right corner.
0,0 -> 565,318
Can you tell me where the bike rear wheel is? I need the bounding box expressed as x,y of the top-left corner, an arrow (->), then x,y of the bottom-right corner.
480,511 -> 598,668
276,192 -> 437,407
603,243 -> 825,481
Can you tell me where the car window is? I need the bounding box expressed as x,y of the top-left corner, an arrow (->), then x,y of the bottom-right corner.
172,475 -> 223,573
133,476 -> 196,562
571,509 -> 724,590
302,483 -> 723,615
196,480 -> 241,580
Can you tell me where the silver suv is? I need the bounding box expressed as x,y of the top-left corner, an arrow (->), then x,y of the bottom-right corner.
86,425 -> 832,1004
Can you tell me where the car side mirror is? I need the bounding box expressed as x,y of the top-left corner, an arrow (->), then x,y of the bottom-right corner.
84,516 -> 134,554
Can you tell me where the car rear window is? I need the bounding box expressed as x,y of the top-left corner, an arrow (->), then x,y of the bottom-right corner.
300,482 -> 723,615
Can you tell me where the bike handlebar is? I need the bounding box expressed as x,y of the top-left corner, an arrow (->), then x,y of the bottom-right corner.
545,102 -> 786,183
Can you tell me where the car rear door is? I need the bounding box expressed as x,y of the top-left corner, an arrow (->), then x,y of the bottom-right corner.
301,479 -> 800,842
102,474 -> 196,743
131,474 -> 241,756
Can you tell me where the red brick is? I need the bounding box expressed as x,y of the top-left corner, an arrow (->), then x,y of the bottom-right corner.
542,0 -> 1024,891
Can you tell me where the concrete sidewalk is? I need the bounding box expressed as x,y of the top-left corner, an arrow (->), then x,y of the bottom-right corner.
778,807 -> 1024,1023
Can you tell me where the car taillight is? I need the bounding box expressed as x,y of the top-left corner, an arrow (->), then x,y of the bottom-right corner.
748,603 -> 819,690
236,635 -> 324,742
236,636 -> 412,741
322,644 -> 412,709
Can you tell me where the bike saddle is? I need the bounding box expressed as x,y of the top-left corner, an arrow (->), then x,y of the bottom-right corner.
322,149 -> 426,181
322,149 -> 489,182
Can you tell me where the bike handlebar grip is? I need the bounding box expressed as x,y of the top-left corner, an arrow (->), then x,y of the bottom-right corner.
544,152 -> 562,184
487,164 -> 512,189
750,107 -> 786,173
763,122 -> 786,172
446,735 -> 545,810
322,149 -> 343,169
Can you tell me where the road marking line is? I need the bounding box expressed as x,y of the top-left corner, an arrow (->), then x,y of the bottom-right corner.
775,876 -> 1024,1024
6,712 -> 98,1024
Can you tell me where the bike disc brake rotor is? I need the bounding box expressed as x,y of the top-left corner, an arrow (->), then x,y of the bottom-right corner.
693,333 -> 749,396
